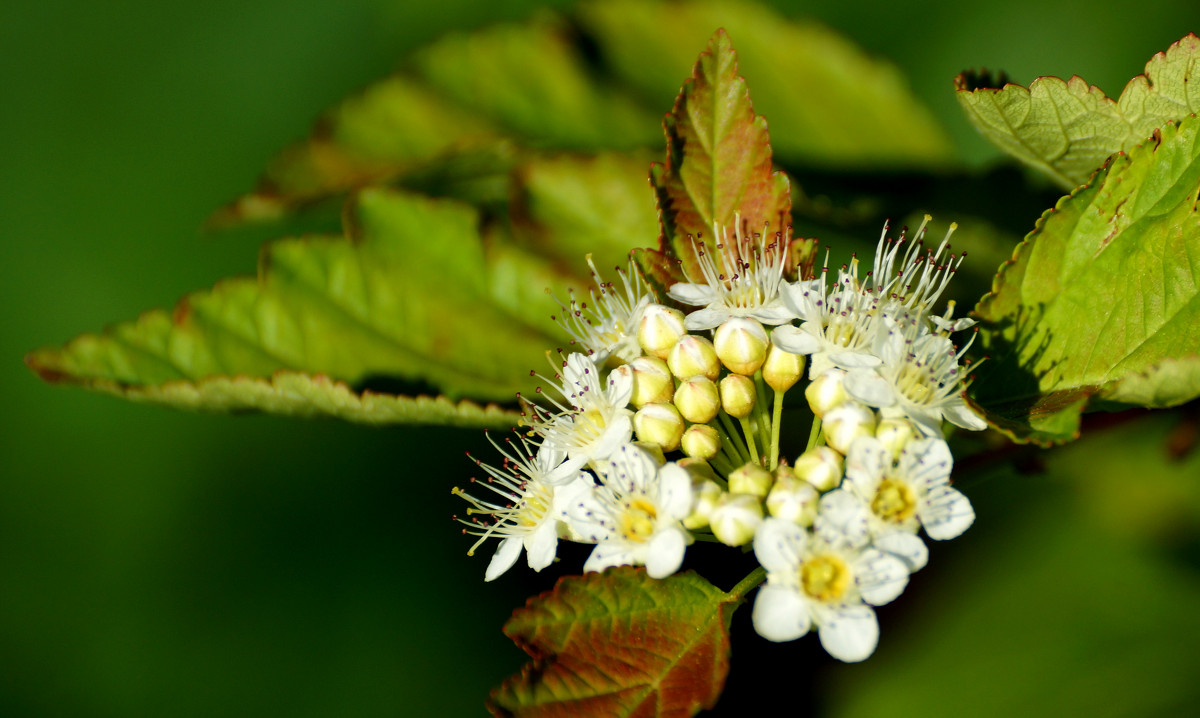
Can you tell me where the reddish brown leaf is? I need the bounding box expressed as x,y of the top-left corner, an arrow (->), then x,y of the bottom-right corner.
649,30 -> 793,285
487,567 -> 739,718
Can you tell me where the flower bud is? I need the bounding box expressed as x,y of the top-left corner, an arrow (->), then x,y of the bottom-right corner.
713,318 -> 769,375
719,374 -> 757,418
792,445 -> 844,491
682,479 -> 723,530
637,304 -> 686,359
766,475 -> 819,525
673,376 -> 720,424
876,417 -> 917,457
822,402 -> 876,455
634,403 -> 685,452
762,343 -> 806,393
709,493 -> 764,546
728,461 -> 773,498
628,356 -> 675,408
805,368 -> 848,418
681,424 -> 721,460
667,335 -> 720,380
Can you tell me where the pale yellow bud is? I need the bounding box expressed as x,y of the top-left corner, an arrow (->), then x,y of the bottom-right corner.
876,417 -> 917,457
628,356 -> 675,408
682,479 -> 723,530
719,374 -> 757,418
766,475 -> 819,525
792,445 -> 844,492
709,493 -> 764,546
637,304 -> 686,359
667,335 -> 720,380
681,424 -> 721,460
634,403 -> 685,452
805,368 -> 848,418
762,343 -> 806,393
713,318 -> 769,375
822,402 -> 876,455
673,376 -> 720,424
728,462 -> 773,498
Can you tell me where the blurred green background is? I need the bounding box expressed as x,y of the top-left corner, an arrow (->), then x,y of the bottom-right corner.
3,0 -> 1199,715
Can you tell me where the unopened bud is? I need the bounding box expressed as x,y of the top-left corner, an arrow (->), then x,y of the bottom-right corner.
822,402 -> 876,455
766,475 -> 819,525
709,493 -> 764,546
667,335 -> 720,380
762,343 -> 806,393
673,376 -> 720,424
728,462 -> 773,498
719,374 -> 757,418
637,304 -> 686,359
805,368 -> 848,418
634,403 -> 685,452
713,318 -> 769,375
876,417 -> 917,457
792,446 -> 844,491
682,479 -> 723,530
681,424 -> 721,460
628,356 -> 675,408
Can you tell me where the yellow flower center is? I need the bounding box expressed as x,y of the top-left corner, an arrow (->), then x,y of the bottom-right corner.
800,554 -> 849,602
872,478 -> 917,523
896,364 -> 933,405
619,497 -> 658,542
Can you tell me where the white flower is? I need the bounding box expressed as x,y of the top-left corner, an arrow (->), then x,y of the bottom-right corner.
752,518 -> 909,662
773,280 -> 885,377
530,353 -> 635,483
567,444 -> 695,578
667,218 -> 794,331
850,435 -> 974,537
842,318 -> 986,436
453,436 -> 594,581
553,256 -> 654,365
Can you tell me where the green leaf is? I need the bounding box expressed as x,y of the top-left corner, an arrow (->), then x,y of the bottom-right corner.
29,190 -> 567,421
971,116 -> 1200,444
579,0 -> 954,169
956,33 -> 1200,189
635,29 -> 793,288
411,15 -> 660,151
513,152 -> 660,274
488,567 -> 737,718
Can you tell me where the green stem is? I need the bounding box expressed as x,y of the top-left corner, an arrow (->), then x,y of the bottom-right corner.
719,412 -> 751,463
770,390 -> 784,470
727,566 -> 767,601
739,416 -> 761,464
806,413 -> 823,451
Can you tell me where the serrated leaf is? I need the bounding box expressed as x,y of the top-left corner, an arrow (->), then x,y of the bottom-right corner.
411,15 -> 660,151
579,0 -> 954,169
641,29 -> 792,286
513,152 -> 659,273
488,567 -> 737,718
971,117 -> 1200,444
29,190 -> 566,420
956,33 -> 1200,189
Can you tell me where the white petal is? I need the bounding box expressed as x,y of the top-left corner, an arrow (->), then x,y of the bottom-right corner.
941,398 -> 988,431
873,530 -> 928,572
525,522 -> 559,572
854,549 -> 910,605
605,364 -> 635,408
683,307 -> 727,331
566,488 -> 614,543
667,282 -> 716,307
920,486 -> 976,540
814,603 -> 879,662
583,541 -> 637,573
751,302 -> 797,325
543,453 -> 589,486
645,526 -> 688,578
752,585 -> 812,642
843,436 -> 885,500
771,324 -> 821,355
814,490 -> 871,550
829,351 -> 883,370
844,369 -> 895,406
780,280 -> 824,319
484,537 -> 523,582
657,463 -> 695,520
753,518 -> 806,574
589,413 -> 633,461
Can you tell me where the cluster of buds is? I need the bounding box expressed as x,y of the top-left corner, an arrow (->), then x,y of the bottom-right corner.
454,215 -> 985,662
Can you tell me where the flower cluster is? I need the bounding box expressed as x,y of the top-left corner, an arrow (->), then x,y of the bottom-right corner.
453,216 -> 984,662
